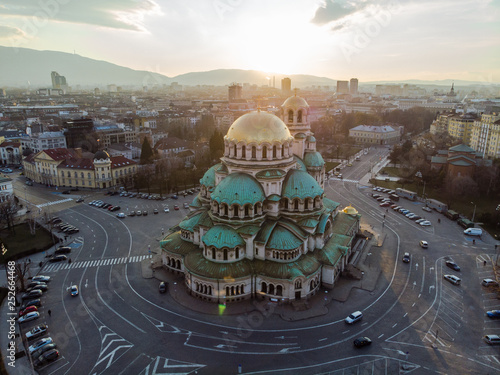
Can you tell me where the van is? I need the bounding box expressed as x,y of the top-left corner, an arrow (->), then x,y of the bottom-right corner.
483,335 -> 500,345
464,228 -> 482,236
482,279 -> 499,287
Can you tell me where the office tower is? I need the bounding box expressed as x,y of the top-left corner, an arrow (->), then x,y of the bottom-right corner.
281,77 -> 291,94
228,83 -> 242,101
350,78 -> 358,95
51,71 -> 67,89
336,80 -> 349,94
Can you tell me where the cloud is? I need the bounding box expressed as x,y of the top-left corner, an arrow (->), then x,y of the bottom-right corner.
0,25 -> 25,38
311,0 -> 364,25
0,0 -> 161,32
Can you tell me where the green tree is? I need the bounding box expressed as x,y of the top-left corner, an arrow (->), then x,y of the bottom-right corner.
209,130 -> 224,161
140,138 -> 154,164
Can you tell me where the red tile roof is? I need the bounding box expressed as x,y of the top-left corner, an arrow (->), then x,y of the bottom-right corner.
111,155 -> 137,168
42,148 -> 74,161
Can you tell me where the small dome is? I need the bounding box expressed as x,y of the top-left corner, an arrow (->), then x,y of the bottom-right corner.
200,164 -> 219,188
202,225 -> 245,249
94,150 -> 110,160
306,135 -> 316,143
342,205 -> 358,215
303,151 -> 325,168
225,111 -> 293,144
212,173 -> 265,207
282,95 -> 309,109
282,169 -> 323,200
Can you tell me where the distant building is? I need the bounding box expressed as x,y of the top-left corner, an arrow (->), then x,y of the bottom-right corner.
228,83 -> 242,102
51,71 -> 67,90
349,78 -> 358,95
469,113 -> 500,158
23,148 -> 136,189
63,118 -> 96,151
336,80 -> 349,94
154,137 -> 191,158
281,77 -> 291,94
22,131 -> 67,154
349,125 -> 401,145
0,141 -> 22,165
430,112 -> 476,143
0,176 -> 13,203
431,144 -> 492,178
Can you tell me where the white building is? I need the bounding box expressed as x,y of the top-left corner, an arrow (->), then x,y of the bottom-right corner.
21,131 -> 67,153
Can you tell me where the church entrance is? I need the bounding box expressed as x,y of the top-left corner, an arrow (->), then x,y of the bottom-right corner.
103,183 -> 106,188
295,291 -> 301,300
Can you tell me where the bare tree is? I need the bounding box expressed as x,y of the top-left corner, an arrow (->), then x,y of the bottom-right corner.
0,197 -> 18,233
14,260 -> 30,292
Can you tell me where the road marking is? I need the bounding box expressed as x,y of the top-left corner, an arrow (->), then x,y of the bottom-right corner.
403,313 -> 408,317
42,255 -> 152,273
392,323 -> 397,328
378,334 -> 384,338
319,338 -> 327,341
342,330 -> 350,334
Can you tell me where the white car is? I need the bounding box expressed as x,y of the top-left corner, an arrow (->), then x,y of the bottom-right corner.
422,206 -> 432,212
164,207 -> 170,213
116,213 -> 126,218
29,337 -> 53,354
32,276 -> 50,282
444,275 -> 461,285
419,220 -> 432,226
26,324 -> 48,341
345,311 -> 363,324
415,219 -> 425,224
419,240 -> 428,248
18,311 -> 40,324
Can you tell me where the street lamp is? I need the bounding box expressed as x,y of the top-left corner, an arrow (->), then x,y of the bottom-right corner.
471,202 -> 477,222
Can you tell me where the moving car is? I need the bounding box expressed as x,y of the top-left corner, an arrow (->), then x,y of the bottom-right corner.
444,274 -> 461,285
345,311 -> 363,324
353,337 -> 372,348
486,310 -> 500,319
26,324 -> 48,341
33,348 -> 59,368
49,255 -> 67,262
29,337 -> 53,354
419,241 -> 428,248
18,311 -> 40,324
445,261 -> 460,271
70,285 -> 79,296
402,252 -> 410,263
159,282 -> 167,293
76,197 -> 84,203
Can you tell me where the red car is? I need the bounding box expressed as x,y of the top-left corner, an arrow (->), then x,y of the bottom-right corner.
174,205 -> 180,210
19,306 -> 38,317
380,202 -> 391,207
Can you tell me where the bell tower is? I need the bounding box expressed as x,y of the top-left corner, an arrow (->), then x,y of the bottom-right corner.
281,90 -> 312,159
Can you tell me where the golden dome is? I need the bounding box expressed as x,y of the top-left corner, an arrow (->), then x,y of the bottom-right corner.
282,95 -> 309,109
342,205 -> 358,215
226,111 -> 293,144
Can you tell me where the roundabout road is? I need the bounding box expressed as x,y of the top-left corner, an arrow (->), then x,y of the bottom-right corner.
19,155 -> 500,375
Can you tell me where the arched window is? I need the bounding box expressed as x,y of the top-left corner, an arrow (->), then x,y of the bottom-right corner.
252,146 -> 256,159
212,248 -> 216,259
224,204 -> 228,216
269,284 -> 275,295
273,145 -> 277,158
244,205 -> 250,217
297,110 -> 303,123
284,199 -> 289,209
277,285 -> 283,296
235,247 -> 240,258
261,282 -> 267,293
233,144 -> 237,157
295,280 -> 302,289
294,199 -> 299,210
233,205 -> 239,217
223,248 -> 228,260
282,144 -> 285,157
262,146 -> 267,159
304,200 -> 309,210
242,145 -> 246,159
288,110 -> 293,122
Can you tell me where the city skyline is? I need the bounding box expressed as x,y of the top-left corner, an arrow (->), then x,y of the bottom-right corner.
0,0 -> 499,83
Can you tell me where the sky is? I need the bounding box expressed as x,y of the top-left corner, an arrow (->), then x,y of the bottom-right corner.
0,0 -> 499,83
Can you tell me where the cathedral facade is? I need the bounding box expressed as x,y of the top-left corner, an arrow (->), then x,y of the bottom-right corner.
160,95 -> 360,303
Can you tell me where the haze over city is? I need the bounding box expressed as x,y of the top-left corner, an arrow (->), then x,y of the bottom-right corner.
0,0 -> 499,82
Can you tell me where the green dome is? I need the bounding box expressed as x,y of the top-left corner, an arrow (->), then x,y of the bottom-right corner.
255,169 -> 286,179
282,169 -> 323,200
211,173 -> 265,206
267,226 -> 303,250
294,155 -> 307,171
303,151 -> 325,168
200,164 -> 219,188
306,135 -> 316,143
202,225 -> 245,249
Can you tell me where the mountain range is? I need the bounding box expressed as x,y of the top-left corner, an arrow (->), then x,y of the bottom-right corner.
0,46 -> 495,88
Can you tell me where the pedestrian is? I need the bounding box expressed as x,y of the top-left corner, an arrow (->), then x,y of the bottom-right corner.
48,309 -> 51,317
473,239 -> 476,245
484,260 -> 487,266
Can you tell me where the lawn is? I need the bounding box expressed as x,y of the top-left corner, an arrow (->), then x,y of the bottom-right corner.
0,223 -> 56,263
325,161 -> 340,173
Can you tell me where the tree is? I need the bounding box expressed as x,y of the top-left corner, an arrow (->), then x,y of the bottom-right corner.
209,130 -> 224,161
0,198 -> 18,234
140,138 -> 154,164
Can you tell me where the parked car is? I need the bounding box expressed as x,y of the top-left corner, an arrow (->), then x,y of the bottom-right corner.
26,324 -> 48,341
136,210 -> 142,216
183,203 -> 189,209
49,255 -> 67,262
128,211 -> 136,216
32,276 -> 50,282
19,306 -> 38,317
18,311 -> 40,324
29,337 -> 53,354
444,275 -> 461,285
445,261 -> 460,271
22,290 -> 43,300
419,221 -> 432,226
33,348 -> 59,368
27,284 -> 48,293
21,299 -> 42,310
483,335 -> 500,345
143,210 -> 148,216
70,285 -> 79,296
32,343 -> 57,359
380,202 -> 391,207
419,241 -> 428,248
159,282 -> 167,293
174,205 -> 179,210
486,310 -> 500,319
482,279 -> 499,287
116,213 -> 126,218
110,206 -> 120,212
171,195 -> 178,200
353,337 -> 372,348
55,246 -> 71,254
164,207 -> 170,213
345,311 -> 363,324
27,281 -> 46,289
153,209 -> 159,214
76,197 -> 84,203
464,228 -> 482,236
402,252 -> 410,263
422,206 -> 432,212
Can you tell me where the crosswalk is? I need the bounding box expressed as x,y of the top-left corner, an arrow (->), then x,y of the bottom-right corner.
42,254 -> 152,273
36,198 -> 74,209
329,177 -> 359,183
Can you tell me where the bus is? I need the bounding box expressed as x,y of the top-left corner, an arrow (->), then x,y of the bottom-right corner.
425,199 -> 448,213
395,188 -> 417,201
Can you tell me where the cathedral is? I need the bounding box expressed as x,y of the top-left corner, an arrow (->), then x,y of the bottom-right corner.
160,95 -> 360,303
